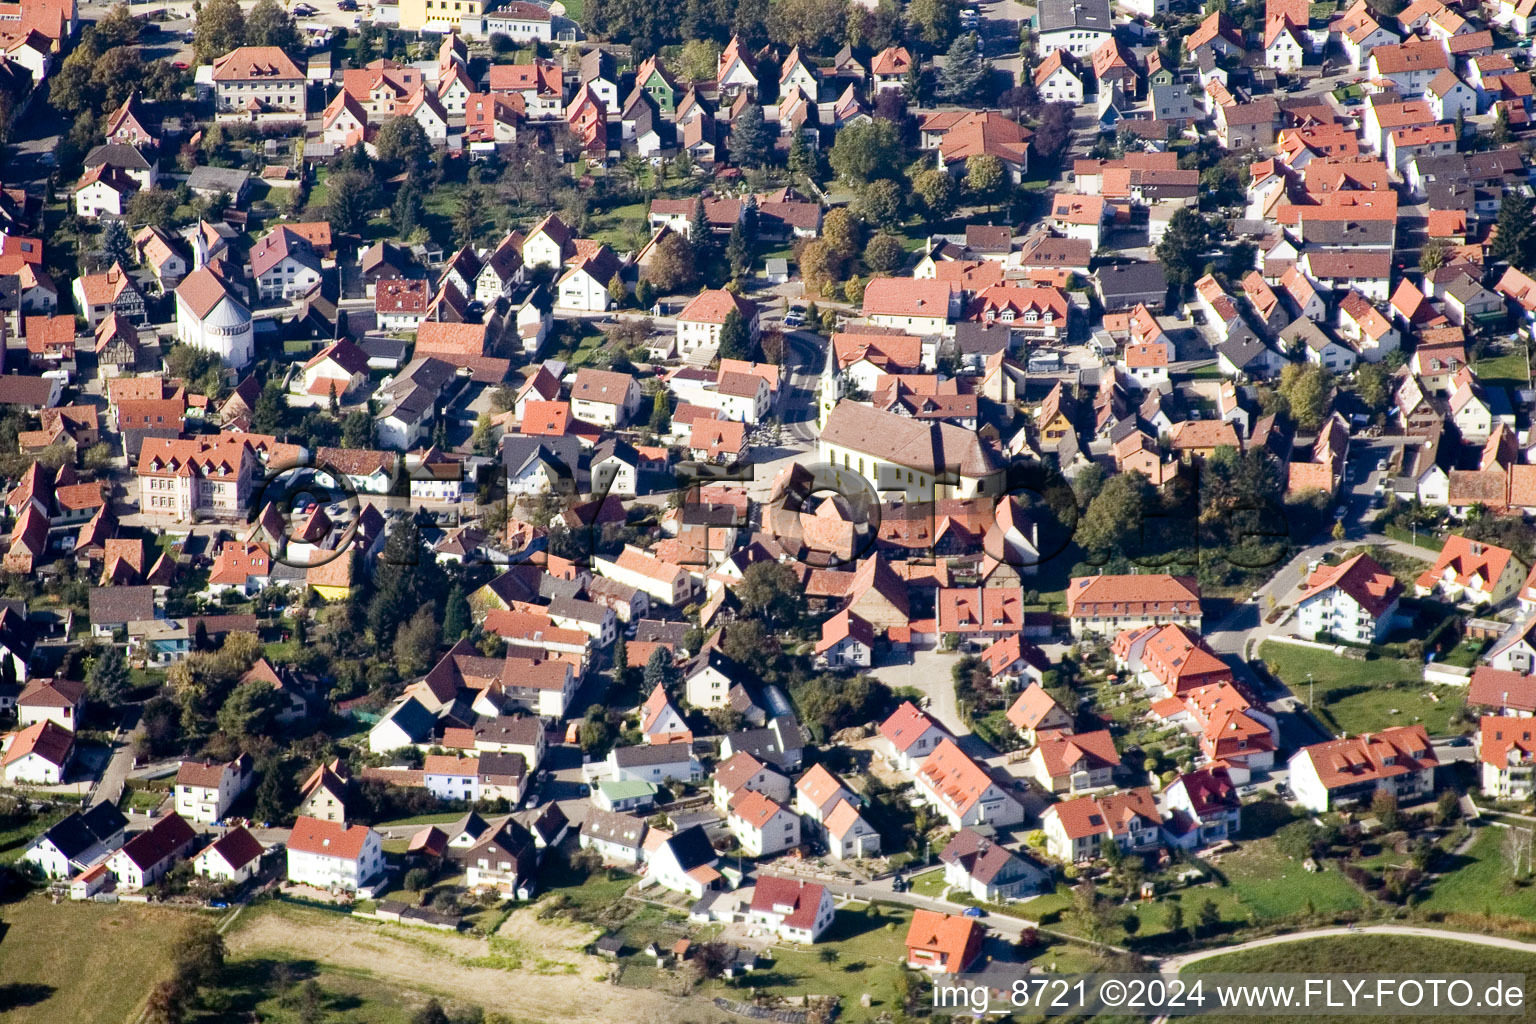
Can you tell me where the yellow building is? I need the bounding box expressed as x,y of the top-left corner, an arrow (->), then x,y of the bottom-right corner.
398,0 -> 487,34
306,551 -> 355,602
817,401 -> 1000,502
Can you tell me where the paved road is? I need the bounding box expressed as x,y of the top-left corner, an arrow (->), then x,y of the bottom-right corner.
1161,923 -> 1536,972
88,707 -> 141,808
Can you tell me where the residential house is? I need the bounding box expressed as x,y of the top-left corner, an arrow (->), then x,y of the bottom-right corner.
1288,726 -> 1438,812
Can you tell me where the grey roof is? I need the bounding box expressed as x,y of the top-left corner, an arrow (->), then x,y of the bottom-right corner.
951,320 -> 1012,356
1095,261 -> 1167,298
1218,333 -> 1272,371
1302,218 -> 1394,247
88,585 -> 154,626
1038,0 -> 1111,33
84,143 -> 151,171
380,696 -> 436,743
612,743 -> 692,767
1280,317 -> 1337,352
37,804 -> 128,862
501,434 -> 583,487
186,166 -> 252,194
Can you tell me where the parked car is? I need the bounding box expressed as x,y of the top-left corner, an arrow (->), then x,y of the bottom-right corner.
782,312 -> 804,328
962,906 -> 986,918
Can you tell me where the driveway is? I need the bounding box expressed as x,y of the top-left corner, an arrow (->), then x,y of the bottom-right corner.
866,646 -> 998,760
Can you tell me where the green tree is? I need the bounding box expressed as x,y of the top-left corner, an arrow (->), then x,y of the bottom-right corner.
731,102 -> 772,169
216,681 -> 282,741
768,0 -> 850,50
412,999 -> 451,1024
1495,105 -> 1512,145
788,130 -> 816,184
649,388 -> 671,432
645,232 -> 696,292
799,239 -> 841,292
822,207 -> 862,262
374,116 -> 433,178
913,167 -> 958,225
1354,362 -> 1391,414
87,644 -> 132,705
678,39 -> 720,81
392,182 -> 426,236
1491,191 -> 1536,271
613,634 -> 628,678
857,178 -> 905,230
643,646 -> 677,692
443,584 -> 470,641
829,119 -> 905,186
578,704 -> 615,754
171,919 -> 227,989
717,307 -> 751,360
454,187 -> 486,248
607,272 -> 627,308
635,277 -> 656,310
102,219 -> 133,272
940,32 -> 990,103
245,0 -> 300,52
908,0 -> 960,46
1078,471 -> 1154,560
1278,363 -> 1332,432
1165,901 -> 1185,939
1154,207 -> 1211,291
1419,238 -> 1449,273
392,605 -> 441,677
964,154 -> 1008,211
727,219 -> 752,279
326,170 -> 375,237
194,0 -> 246,64
1196,898 -> 1220,937
863,233 -> 906,274
688,197 -> 718,272
341,410 -> 374,449
736,561 -> 805,628
127,189 -> 179,232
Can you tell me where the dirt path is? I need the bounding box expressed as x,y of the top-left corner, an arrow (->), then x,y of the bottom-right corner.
226,905 -> 729,1024
1161,924 -> 1536,973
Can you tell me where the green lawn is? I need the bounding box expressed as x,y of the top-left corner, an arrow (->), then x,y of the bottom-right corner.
1185,936 -> 1536,1024
587,201 -> 648,249
374,811 -> 468,827
1419,826 -> 1536,929
907,868 -> 949,899
1258,641 -> 1464,736
746,902 -> 913,1023
0,898 -> 190,1024
1475,346 -> 1530,390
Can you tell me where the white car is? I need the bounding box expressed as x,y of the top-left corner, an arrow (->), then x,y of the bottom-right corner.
783,312 -> 805,328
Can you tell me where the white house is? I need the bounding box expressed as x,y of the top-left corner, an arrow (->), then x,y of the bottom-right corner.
726,789 -> 800,856
747,878 -> 835,942
1479,715 -> 1536,800
1294,552 -> 1403,644
1287,726 -> 1437,812
1040,789 -> 1161,862
878,701 -> 949,771
914,739 -> 1024,829
676,289 -> 761,353
285,816 -> 384,892
22,804 -> 128,880
193,826 -> 265,884
174,755 -> 254,824
1,719 -> 74,785
106,813 -> 197,890
570,368 -> 642,428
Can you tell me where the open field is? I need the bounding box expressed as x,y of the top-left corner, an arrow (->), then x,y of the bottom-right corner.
1419,827 -> 1536,932
1185,935 -> 1536,1023
224,899 -> 729,1024
1257,641 -> 1464,735
0,897 -> 187,1024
